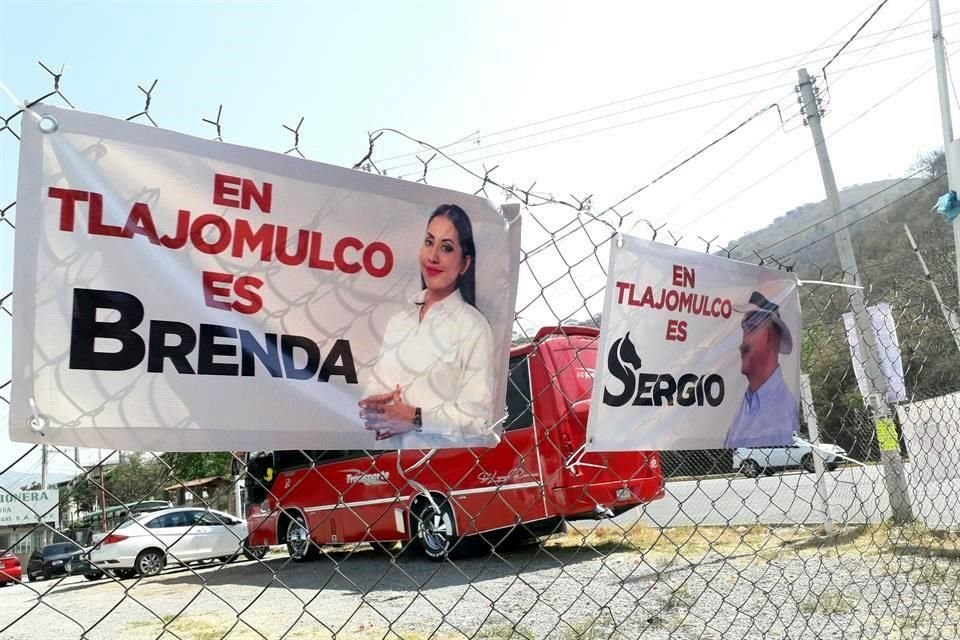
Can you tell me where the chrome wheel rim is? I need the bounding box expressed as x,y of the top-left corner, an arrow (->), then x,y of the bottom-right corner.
140,552 -> 162,576
287,519 -> 309,558
420,509 -> 452,555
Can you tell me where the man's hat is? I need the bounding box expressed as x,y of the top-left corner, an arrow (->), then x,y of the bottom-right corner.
734,291 -> 793,354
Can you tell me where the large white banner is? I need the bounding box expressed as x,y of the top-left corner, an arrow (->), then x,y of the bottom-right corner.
0,489 -> 60,528
842,303 -> 907,403
897,392 -> 960,526
586,236 -> 801,450
11,106 -> 521,451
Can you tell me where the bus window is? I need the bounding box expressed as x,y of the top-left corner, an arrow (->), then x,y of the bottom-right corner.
505,355 -> 533,431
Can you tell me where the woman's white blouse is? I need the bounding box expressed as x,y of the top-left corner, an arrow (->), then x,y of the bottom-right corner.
365,289 -> 497,448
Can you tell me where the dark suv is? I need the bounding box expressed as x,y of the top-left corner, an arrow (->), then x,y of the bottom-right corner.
26,542 -> 84,581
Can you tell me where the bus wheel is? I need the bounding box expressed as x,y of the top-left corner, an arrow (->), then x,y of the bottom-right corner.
414,497 -> 457,561
286,512 -> 318,562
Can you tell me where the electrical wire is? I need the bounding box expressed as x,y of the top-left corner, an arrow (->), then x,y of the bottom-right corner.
387,82 -> 796,173
670,48 -> 950,232
821,0 -> 930,111
483,46 -> 952,267
390,45 -> 945,181
640,0 -> 894,195
775,174 -> 946,260
605,104 -> 785,214
822,0 -> 893,76
756,165 -> 931,255
376,14 -> 959,168
392,88 -> 793,178
943,35 -> 960,110
659,2 -> 930,232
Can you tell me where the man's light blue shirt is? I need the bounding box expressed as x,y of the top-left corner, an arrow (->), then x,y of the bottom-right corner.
724,366 -> 799,449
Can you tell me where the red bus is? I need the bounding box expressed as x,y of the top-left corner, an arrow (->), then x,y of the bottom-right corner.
244,326 -> 664,560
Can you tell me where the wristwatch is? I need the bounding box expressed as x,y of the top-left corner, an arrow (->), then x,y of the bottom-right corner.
412,407 -> 423,433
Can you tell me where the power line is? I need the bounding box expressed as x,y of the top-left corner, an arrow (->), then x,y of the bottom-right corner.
821,0 -> 929,111
775,174 -> 946,260
756,166 -> 931,254
605,104 -> 785,214
662,3 -> 930,230
822,0 -> 893,76
391,44 -> 945,180
392,87 -> 794,177
670,49 -> 949,232
375,13 -> 959,167
387,82 -> 795,174
633,4 -> 916,226
944,35 -> 960,110
385,30 -> 952,175
643,0 -> 900,190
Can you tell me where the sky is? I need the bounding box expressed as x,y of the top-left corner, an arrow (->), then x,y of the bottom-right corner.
1,0 -> 959,478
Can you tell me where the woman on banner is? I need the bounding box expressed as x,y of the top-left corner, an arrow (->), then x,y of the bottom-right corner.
358,204 -> 497,448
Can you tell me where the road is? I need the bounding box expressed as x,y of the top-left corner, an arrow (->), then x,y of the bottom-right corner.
610,461 -> 956,530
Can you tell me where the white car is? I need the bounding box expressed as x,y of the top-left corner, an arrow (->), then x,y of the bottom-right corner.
734,443 -> 846,477
88,507 -> 264,578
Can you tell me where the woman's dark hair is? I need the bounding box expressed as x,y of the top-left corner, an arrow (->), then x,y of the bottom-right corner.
421,203 -> 477,307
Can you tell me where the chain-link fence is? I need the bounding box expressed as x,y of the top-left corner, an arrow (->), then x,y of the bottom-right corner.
2,63 -> 960,640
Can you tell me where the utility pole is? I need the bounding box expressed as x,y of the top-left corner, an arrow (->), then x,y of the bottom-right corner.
98,464 -> 108,532
797,68 -> 914,523
929,0 -> 960,301
41,444 -> 48,490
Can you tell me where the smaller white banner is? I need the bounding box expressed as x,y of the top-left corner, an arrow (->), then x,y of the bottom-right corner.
0,489 -> 60,528
586,236 -> 801,451
842,303 -> 907,404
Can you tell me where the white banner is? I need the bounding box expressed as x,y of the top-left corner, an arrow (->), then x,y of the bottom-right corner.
11,106 -> 521,451
586,236 -> 801,450
0,490 -> 60,528
842,303 -> 907,403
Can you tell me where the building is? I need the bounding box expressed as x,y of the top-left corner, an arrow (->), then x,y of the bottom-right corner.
163,477 -> 234,512
0,489 -> 62,558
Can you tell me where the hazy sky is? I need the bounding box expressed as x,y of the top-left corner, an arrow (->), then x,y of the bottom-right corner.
2,0 -> 958,476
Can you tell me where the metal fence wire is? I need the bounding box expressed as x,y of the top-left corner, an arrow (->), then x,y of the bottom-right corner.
2,64 -> 960,640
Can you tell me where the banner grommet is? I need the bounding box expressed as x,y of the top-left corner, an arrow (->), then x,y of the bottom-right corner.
38,114 -> 58,134
27,397 -> 48,435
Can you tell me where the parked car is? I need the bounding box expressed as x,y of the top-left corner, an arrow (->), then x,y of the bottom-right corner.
734,443 -> 847,477
88,507 -> 266,578
244,326 -> 665,562
0,549 -> 22,586
26,542 -> 84,581
65,552 -> 105,581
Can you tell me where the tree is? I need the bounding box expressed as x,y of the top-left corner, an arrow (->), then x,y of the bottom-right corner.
160,452 -> 233,482
66,476 -> 99,513
910,149 -> 946,179
105,454 -> 168,506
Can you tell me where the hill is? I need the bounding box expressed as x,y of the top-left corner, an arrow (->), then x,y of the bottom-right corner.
724,178 -> 928,271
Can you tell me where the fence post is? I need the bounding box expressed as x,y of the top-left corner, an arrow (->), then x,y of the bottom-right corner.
801,373 -> 833,533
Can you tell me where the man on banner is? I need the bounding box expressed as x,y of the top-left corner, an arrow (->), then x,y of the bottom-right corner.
724,291 -> 800,448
